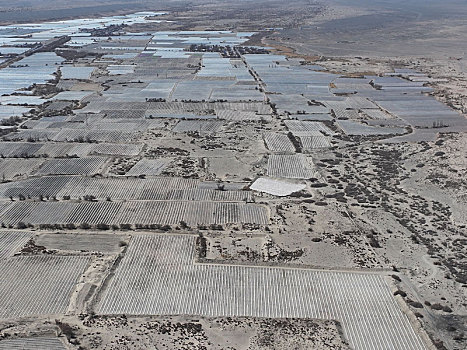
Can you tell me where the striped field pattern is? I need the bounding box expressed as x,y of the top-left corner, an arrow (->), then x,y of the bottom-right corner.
263,133 -> 295,152
216,109 -> 270,121
0,159 -> 44,180
361,108 -> 392,120
0,176 -> 253,201
0,231 -> 33,259
172,120 -> 225,133
98,235 -> 427,350
300,135 -> 331,150
89,143 -> 142,156
267,154 -> 316,179
125,158 -> 171,176
0,202 -> 11,216
0,201 -> 268,226
284,120 -> 334,136
332,108 -> 360,120
0,337 -> 66,350
35,157 -> 106,176
0,256 -> 89,318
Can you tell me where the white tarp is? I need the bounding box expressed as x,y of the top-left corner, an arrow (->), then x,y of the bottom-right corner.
250,177 -> 306,196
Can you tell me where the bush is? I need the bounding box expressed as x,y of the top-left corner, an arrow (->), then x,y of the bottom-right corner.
17,222 -> 28,229
179,221 -> 189,229
80,222 -> 91,230
394,290 -> 407,298
55,320 -> 77,340
391,274 -> 401,282
408,301 -> 423,308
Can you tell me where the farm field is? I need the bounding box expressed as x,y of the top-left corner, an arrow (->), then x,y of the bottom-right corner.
0,337 -> 66,350
98,234 -> 426,350
263,132 -> 296,152
0,255 -> 89,318
0,231 -> 33,259
0,159 -> 44,180
0,200 -> 268,226
0,2 -> 465,349
267,154 -> 317,178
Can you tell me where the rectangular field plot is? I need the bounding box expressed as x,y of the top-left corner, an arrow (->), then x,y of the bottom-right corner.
102,110 -> 147,119
146,101 -> 271,115
35,143 -> 93,158
0,201 -> 267,226
125,158 -> 171,176
0,231 -> 33,259
336,120 -> 406,136
267,154 -> 316,179
0,143 -> 43,157
263,133 -> 295,152
361,108 -> 393,120
172,120 -> 225,134
4,130 -> 59,142
88,143 -> 142,157
284,120 -> 334,136
333,108 -> 360,120
34,157 -> 107,176
0,256 -> 89,318
1,202 -> 78,225
115,202 -> 267,225
0,159 -> 44,180
0,337 -> 66,350
51,177 -> 249,202
216,109 -> 270,121
97,235 -> 427,350
300,135 -> 331,150
0,176 -> 220,201
0,176 -> 73,198
53,129 -> 138,143
0,202 -> 11,216
57,177 -> 198,201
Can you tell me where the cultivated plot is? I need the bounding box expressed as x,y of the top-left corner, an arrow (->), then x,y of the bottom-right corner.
0,201 -> 267,226
0,337 -> 66,350
267,154 -> 316,179
0,231 -> 33,259
0,176 -> 73,198
0,159 -> 44,180
0,255 -> 89,318
361,108 -> 393,120
284,120 -> 334,136
216,109 -> 269,121
172,120 -> 225,134
89,143 -> 142,157
0,143 -> 43,158
98,235 -> 427,350
263,133 -> 296,153
336,120 -> 406,136
125,158 -> 171,176
300,135 -> 331,150
35,157 -> 106,176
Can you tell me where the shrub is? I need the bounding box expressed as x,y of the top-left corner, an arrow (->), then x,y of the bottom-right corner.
17,222 -> 27,229
80,222 -> 91,230
96,223 -> 110,230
